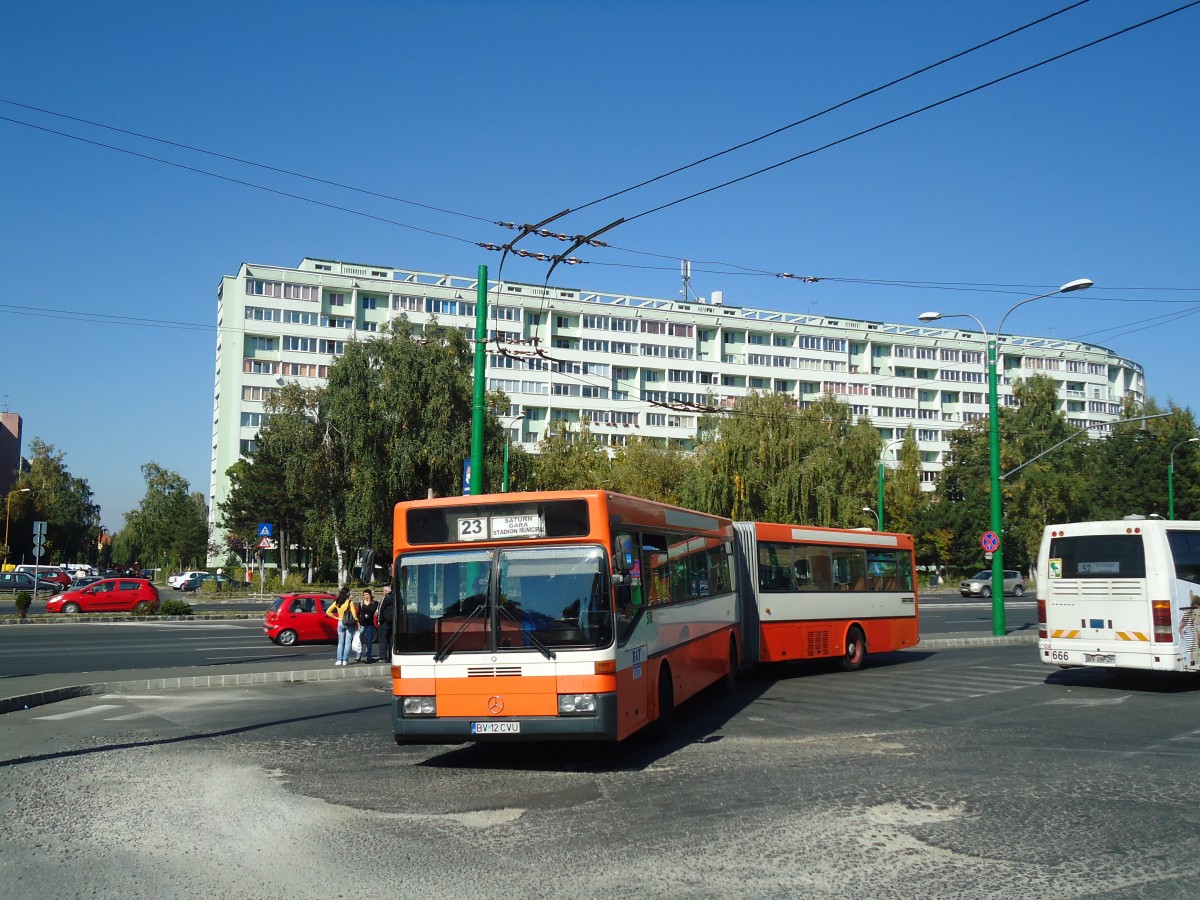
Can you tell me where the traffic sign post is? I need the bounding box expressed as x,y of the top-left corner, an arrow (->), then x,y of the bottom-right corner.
256,524 -> 273,597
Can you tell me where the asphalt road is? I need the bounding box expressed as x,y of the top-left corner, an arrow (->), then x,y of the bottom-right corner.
3,643 -> 1199,898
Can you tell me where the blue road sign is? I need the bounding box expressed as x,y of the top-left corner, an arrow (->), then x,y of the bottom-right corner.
257,523 -> 274,537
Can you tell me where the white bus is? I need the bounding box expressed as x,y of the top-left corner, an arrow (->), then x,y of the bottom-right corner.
1038,517 -> 1200,674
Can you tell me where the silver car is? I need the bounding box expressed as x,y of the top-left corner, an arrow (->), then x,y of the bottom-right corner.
960,570 -> 1025,598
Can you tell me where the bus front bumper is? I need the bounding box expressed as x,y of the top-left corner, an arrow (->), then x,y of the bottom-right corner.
392,693 -> 619,743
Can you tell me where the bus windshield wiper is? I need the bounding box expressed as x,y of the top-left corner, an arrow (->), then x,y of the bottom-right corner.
433,604 -> 485,662
498,604 -> 556,660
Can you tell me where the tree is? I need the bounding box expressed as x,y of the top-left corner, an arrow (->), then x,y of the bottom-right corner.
608,438 -> 697,505
684,393 -> 879,527
8,439 -> 100,565
314,319 -> 513,583
118,463 -> 209,570
219,383 -> 321,582
533,419 -> 612,491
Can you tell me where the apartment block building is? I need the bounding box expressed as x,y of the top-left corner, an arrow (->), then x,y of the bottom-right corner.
209,257 -> 1145,543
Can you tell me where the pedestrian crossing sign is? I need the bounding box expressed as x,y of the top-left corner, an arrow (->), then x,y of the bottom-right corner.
257,523 -> 273,537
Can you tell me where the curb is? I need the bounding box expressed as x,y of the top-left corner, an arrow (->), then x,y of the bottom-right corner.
919,634 -> 1038,648
0,613 -> 262,626
0,662 -> 389,715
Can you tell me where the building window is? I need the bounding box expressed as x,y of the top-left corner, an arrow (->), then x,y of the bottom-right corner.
247,336 -> 277,352
328,292 -> 348,307
246,279 -> 282,297
361,296 -> 380,310
245,307 -> 282,322
283,310 -> 319,326
283,283 -> 318,301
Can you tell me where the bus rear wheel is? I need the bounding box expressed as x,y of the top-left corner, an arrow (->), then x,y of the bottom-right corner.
841,626 -> 866,672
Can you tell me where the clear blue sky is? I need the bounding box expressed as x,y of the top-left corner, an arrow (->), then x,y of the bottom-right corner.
2,0 -> 1198,531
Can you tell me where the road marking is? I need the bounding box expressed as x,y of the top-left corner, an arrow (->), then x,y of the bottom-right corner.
103,712 -> 148,721
35,704 -> 122,720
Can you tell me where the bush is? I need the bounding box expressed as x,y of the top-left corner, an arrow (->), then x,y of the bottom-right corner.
14,590 -> 32,618
158,598 -> 194,617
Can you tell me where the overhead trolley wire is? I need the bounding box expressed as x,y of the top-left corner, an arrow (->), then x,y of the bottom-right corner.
565,0 -> 1096,218
616,0 -> 1200,226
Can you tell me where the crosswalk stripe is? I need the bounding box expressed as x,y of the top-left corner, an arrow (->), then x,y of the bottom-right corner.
35,704 -> 122,721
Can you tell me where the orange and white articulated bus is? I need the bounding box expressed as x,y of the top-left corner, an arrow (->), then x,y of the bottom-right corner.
388,491 -> 740,743
733,521 -> 919,670
1038,517 -> 1200,674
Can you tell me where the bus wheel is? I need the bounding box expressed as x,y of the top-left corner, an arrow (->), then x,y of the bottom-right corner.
649,665 -> 674,739
841,626 -> 866,672
722,637 -> 738,694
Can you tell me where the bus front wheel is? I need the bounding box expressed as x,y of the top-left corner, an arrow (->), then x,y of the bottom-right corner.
722,636 -> 738,694
649,665 -> 674,739
841,626 -> 866,672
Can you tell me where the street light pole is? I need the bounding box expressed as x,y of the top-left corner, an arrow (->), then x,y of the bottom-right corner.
919,278 -> 1092,636
3,487 -> 32,568
1169,437 -> 1200,520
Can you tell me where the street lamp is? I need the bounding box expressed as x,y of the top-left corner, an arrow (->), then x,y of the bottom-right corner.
877,437 -> 906,531
1169,437 -> 1199,520
861,506 -> 877,526
918,277 -> 1092,636
501,413 -> 526,493
3,487 -> 32,568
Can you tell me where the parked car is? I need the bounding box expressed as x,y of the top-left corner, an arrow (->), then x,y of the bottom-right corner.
263,592 -> 338,646
14,565 -> 71,588
69,575 -> 104,589
180,573 -> 250,593
168,570 -> 208,590
0,571 -> 61,595
960,570 -> 1025,598
45,578 -> 161,615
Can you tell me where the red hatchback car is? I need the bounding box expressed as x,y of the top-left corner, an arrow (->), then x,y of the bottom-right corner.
46,578 -> 161,615
263,592 -> 338,646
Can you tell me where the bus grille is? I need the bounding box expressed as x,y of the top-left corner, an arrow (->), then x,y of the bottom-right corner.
807,630 -> 830,657
467,666 -> 523,677
1051,580 -> 1143,599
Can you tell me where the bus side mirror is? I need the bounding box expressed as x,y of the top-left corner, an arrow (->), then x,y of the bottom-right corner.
613,537 -> 634,574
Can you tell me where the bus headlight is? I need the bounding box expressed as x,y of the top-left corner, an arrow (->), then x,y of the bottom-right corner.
402,696 -> 436,716
558,693 -> 597,715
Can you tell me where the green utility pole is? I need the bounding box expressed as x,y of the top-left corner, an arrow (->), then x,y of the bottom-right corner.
469,265 -> 488,495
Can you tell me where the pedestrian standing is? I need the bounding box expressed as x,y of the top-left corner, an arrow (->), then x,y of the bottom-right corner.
377,585 -> 395,663
326,587 -> 357,666
357,588 -> 379,663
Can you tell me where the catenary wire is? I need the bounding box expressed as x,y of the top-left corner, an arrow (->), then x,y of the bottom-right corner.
615,0 -> 1200,226
565,0 -> 1095,217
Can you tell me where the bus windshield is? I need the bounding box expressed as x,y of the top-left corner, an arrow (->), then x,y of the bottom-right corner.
395,545 -> 613,657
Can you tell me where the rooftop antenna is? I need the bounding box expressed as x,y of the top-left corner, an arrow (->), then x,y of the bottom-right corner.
680,260 -> 692,302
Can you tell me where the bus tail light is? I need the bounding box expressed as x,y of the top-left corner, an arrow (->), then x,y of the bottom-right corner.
594,660 -> 616,675
1037,599 -> 1046,639
1152,600 -> 1174,642
402,696 -> 436,716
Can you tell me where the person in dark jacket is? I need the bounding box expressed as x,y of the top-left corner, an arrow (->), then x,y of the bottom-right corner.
357,589 -> 379,662
377,585 -> 395,662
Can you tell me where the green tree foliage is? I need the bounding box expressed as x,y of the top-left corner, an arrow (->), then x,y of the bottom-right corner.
219,383 -> 320,580
684,393 -> 880,527
8,439 -> 100,564
221,321 -> 514,583
534,419 -> 613,491
882,428 -> 924,537
117,463 -> 208,570
609,438 -> 697,506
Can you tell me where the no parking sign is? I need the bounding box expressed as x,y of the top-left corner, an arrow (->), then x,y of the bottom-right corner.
981,531 -> 999,553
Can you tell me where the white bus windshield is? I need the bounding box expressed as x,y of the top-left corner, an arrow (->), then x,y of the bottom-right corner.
395,546 -> 613,656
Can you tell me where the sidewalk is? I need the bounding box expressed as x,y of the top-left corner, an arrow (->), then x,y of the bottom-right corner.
0,627 -> 1035,715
